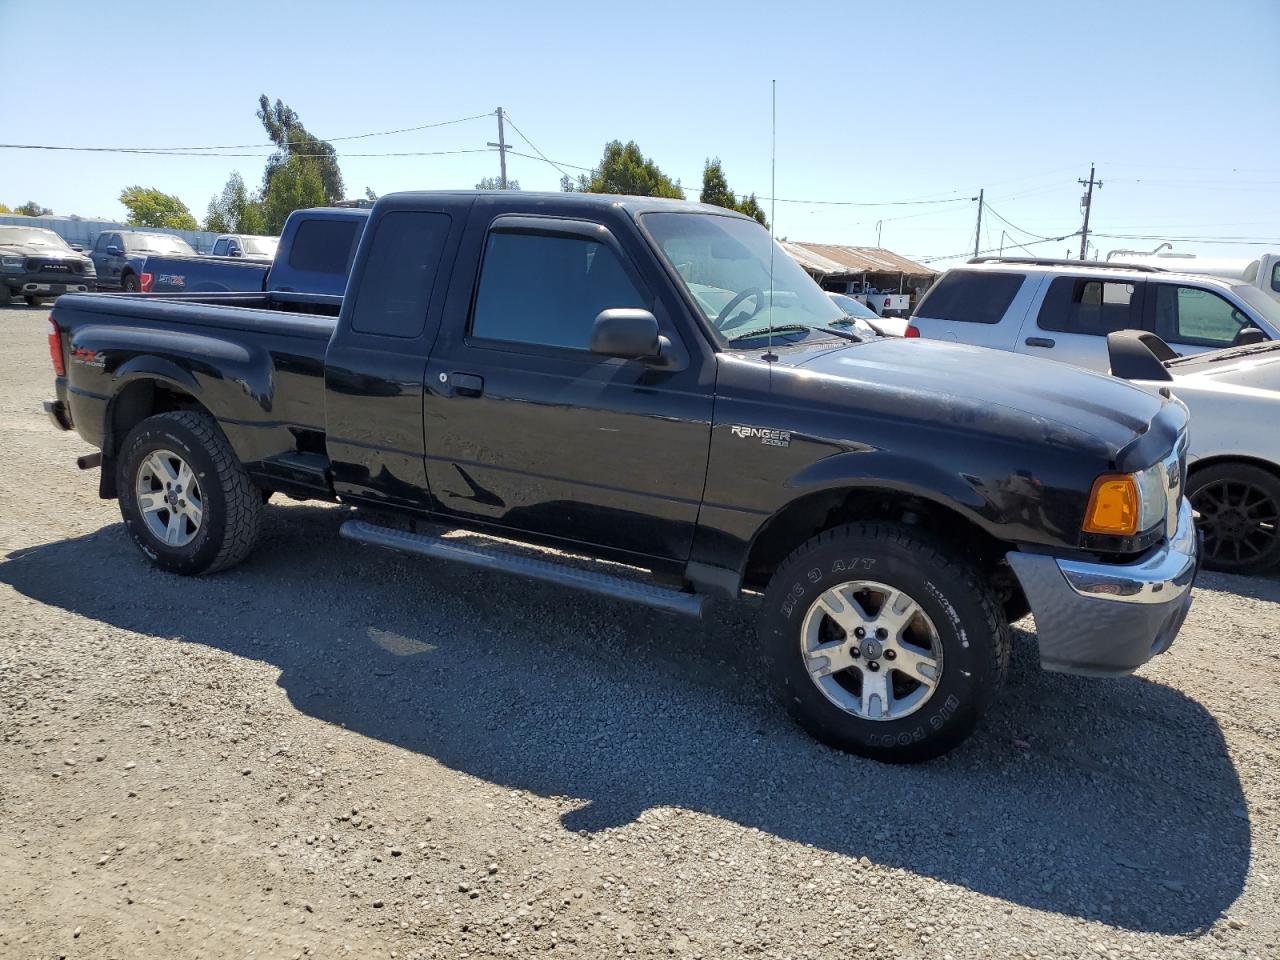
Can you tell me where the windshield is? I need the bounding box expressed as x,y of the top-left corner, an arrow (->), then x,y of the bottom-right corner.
126,234 -> 195,255
241,237 -> 278,257
642,212 -> 845,341
828,292 -> 879,319
0,227 -> 73,250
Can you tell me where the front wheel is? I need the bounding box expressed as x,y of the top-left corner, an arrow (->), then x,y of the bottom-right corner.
761,522 -> 1009,763
117,411 -> 263,575
24,295 -> 44,306
121,273 -> 140,293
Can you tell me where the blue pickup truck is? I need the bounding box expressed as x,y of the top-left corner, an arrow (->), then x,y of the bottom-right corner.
141,208 -> 368,299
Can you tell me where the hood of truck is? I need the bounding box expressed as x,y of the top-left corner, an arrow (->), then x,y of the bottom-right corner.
769,334 -> 1171,460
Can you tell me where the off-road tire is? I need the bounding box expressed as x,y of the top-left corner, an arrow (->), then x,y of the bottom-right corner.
761,522 -> 1010,763
117,411 -> 263,575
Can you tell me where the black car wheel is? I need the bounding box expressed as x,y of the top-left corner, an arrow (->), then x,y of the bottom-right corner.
1189,463 -> 1280,574
121,273 -> 140,293
24,295 -> 44,307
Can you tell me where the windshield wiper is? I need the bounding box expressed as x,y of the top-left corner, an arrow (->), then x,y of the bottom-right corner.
725,324 -> 813,343
1171,342 -> 1280,365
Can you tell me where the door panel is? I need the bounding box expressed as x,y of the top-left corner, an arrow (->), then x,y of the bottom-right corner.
1015,276 -> 1146,370
422,214 -> 713,563
324,208 -> 460,511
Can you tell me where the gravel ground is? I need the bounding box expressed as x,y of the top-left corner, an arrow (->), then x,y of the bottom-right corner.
1,301 -> 1277,960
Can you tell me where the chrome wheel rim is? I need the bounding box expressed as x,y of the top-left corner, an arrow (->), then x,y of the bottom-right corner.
135,449 -> 203,548
799,580 -> 943,721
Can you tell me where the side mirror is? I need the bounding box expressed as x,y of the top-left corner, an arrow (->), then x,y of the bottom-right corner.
1236,326 -> 1267,346
105,245 -> 122,256
590,308 -> 662,360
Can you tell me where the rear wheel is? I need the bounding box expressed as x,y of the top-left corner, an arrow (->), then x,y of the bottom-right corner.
1189,463 -> 1280,574
761,522 -> 1009,763
117,411 -> 263,575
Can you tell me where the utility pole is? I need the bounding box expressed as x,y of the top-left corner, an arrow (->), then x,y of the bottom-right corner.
875,220 -> 883,247
486,107 -> 509,190
973,188 -> 984,258
1078,164 -> 1102,260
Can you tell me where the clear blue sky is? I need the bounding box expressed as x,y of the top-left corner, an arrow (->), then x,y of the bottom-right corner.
4,0 -> 1278,264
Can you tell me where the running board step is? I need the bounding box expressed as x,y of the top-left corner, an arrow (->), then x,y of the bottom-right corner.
339,520 -> 708,618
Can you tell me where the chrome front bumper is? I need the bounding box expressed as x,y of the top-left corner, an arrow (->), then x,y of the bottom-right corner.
1007,498 -> 1197,676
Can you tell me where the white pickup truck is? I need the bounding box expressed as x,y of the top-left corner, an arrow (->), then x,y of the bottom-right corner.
1109,331 -> 1280,574
1108,251 -> 1280,303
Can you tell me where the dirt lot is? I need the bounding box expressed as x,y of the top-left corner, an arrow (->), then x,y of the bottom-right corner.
0,302 -> 1277,960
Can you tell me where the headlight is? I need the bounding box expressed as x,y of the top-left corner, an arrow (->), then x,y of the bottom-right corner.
1,255 -> 25,273
1083,461 -> 1167,536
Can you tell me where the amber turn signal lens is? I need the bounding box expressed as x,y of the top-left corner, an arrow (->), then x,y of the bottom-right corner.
1083,475 -> 1139,536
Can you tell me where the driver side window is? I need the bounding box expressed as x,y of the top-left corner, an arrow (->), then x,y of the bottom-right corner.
470,230 -> 648,351
1152,284 -> 1248,348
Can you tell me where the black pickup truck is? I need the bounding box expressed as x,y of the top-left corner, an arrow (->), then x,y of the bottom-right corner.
43,191 -> 1198,762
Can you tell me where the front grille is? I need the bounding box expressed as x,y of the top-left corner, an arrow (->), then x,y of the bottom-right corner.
24,257 -> 82,274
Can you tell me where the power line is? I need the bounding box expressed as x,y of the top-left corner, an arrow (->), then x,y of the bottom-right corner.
982,203 -> 1060,241
915,230 -> 1080,264
0,112 -> 494,155
500,113 -> 576,181
1090,233 -> 1280,246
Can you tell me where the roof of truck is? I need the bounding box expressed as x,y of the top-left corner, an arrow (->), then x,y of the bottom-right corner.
382,190 -> 752,219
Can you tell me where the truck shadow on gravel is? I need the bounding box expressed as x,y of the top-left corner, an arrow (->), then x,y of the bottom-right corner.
0,505 -> 1252,935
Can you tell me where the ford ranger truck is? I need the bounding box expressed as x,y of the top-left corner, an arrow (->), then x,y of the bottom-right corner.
43,191 -> 1198,763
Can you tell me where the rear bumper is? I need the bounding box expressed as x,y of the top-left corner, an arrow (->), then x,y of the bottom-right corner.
1007,498 -> 1197,676
44,398 -> 73,431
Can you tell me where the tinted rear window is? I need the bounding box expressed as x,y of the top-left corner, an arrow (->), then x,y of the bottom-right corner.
915,270 -> 1024,324
1036,277 -> 1139,335
349,212 -> 452,338
288,218 -> 361,275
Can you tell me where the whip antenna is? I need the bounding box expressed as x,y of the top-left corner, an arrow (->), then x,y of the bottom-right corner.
765,79 -> 777,362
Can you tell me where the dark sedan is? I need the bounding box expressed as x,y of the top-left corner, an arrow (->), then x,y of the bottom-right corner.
0,226 -> 97,305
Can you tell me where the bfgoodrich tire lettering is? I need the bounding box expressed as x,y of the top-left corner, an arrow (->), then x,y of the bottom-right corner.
761,522 -> 1009,763
117,411 -> 263,575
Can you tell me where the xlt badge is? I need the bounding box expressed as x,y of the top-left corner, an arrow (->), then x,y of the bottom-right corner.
730,425 -> 791,447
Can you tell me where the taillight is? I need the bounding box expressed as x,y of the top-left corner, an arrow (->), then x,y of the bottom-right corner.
904,323 -> 921,338
47,316 -> 65,376
140,272 -> 153,293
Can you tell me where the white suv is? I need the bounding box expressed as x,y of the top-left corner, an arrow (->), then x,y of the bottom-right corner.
906,258 -> 1280,371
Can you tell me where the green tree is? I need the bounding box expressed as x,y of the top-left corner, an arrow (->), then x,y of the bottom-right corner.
475,176 -> 520,190
118,186 -> 197,229
14,201 -> 53,217
203,171 -> 267,234
736,193 -> 769,228
576,141 -> 683,198
699,158 -> 735,208
559,174 -> 576,193
257,95 -> 344,204
365,186 -> 378,202
0,203 -> 11,214
262,155 -> 327,234
698,158 -> 768,228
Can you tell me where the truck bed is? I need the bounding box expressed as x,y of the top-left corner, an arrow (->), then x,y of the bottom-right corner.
50,292 -> 334,495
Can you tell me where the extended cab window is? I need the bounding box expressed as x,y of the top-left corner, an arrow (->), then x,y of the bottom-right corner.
1152,284 -> 1249,348
471,230 -> 647,350
349,212 -> 452,338
1037,278 -> 1138,335
289,219 -> 361,275
916,270 -> 1023,324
